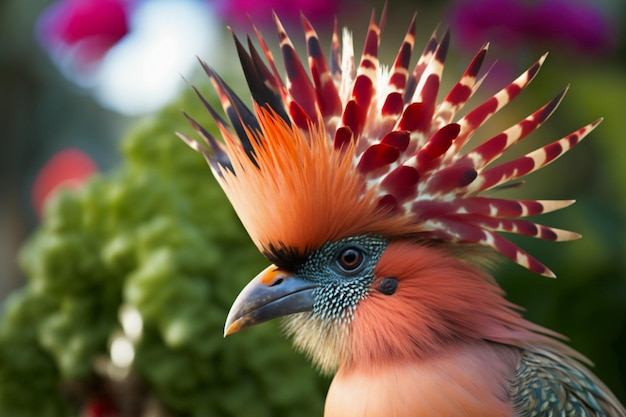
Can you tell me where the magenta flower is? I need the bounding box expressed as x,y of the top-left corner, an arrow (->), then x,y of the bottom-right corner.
36,0 -> 222,115
36,0 -> 131,82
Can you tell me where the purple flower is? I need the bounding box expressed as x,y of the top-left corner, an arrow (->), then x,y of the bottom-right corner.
213,0 -> 346,29
450,0 -> 615,56
527,0 -> 615,54
36,0 -> 131,82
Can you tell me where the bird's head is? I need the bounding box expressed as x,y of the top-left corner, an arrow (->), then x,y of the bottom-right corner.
224,233 -> 390,373
180,11 -> 599,372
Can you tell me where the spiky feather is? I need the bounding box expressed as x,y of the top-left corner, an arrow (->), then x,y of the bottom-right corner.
181,12 -> 600,277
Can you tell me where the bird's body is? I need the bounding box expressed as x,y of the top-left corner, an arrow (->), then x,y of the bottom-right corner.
180,9 -> 625,416
326,342 -> 518,417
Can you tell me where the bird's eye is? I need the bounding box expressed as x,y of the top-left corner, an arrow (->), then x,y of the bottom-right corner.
337,247 -> 364,271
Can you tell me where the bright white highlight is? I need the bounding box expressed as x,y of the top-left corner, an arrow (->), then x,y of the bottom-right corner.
110,335 -> 135,368
95,0 -> 222,115
120,305 -> 143,340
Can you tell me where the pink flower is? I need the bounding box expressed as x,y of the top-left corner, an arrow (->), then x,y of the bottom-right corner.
36,0 -> 131,82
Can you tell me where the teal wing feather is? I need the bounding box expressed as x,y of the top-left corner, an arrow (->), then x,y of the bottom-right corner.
510,349 -> 625,417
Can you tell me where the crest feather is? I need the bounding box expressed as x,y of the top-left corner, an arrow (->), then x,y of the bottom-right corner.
182,12 -> 599,277
216,106 -> 413,254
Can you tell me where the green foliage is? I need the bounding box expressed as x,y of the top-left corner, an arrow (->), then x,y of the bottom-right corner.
0,290 -> 69,417
0,86 -> 326,416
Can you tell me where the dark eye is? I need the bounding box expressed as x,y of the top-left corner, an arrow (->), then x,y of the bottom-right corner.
337,247 -> 364,271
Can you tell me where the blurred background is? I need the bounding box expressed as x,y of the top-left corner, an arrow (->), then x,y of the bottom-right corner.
1,0 -> 625,415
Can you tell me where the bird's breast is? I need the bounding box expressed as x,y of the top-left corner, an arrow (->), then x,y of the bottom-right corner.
324,342 -> 520,417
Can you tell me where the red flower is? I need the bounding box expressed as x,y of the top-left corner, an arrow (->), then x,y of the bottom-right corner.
32,149 -> 98,216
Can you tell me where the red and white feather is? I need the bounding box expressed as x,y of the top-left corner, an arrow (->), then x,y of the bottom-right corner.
179,11 -> 600,277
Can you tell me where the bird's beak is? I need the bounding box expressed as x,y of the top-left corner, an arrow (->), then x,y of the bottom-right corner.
224,265 -> 316,336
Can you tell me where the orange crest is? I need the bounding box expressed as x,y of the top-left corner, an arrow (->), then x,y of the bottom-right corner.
215,107 -> 412,257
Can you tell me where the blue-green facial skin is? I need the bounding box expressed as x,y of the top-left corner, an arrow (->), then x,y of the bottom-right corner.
294,235 -> 389,322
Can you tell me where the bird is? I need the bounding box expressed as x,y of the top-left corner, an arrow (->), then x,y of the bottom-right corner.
178,8 -> 626,417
